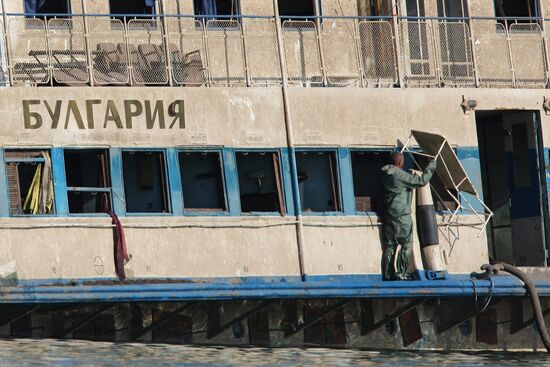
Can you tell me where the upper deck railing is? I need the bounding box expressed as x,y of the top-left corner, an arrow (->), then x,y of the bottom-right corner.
0,13 -> 548,89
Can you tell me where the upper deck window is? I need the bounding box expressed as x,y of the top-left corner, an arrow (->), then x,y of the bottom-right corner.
109,0 -> 156,21
358,0 -> 393,16
437,0 -> 468,18
194,0 -> 241,20
405,0 -> 425,17
5,150 -> 55,216
278,0 -> 315,19
495,0 -> 539,18
24,0 -> 70,18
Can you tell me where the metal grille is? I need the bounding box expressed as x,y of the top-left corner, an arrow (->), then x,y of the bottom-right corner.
282,20 -> 323,86
321,19 -> 361,86
473,20 -> 513,87
8,18 -> 50,85
126,19 -> 168,85
434,21 -> 475,87
166,18 -> 207,86
88,18 -> 129,85
399,20 -> 438,86
48,18 -> 88,84
0,19 -> 9,86
357,20 -> 397,86
206,20 -> 246,86
509,23 -> 546,88
243,18 -> 281,86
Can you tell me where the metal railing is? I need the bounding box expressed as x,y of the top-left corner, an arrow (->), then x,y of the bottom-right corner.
1,13 -> 550,89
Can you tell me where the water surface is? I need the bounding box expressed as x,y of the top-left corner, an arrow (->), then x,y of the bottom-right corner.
0,339 -> 548,366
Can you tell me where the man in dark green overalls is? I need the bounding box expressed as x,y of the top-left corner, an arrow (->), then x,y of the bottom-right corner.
380,152 -> 437,280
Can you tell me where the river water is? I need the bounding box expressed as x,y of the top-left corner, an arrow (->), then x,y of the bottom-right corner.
0,339 -> 548,366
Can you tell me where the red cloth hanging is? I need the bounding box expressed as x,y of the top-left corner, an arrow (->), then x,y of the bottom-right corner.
107,211 -> 130,281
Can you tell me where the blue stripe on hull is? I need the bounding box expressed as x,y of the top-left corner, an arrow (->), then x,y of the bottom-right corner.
0,274 -> 540,304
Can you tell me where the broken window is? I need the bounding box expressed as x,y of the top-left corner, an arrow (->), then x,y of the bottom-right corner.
357,0 -> 393,16
351,151 -> 387,214
278,0 -> 315,18
5,150 -> 54,215
24,0 -> 71,18
236,151 -> 285,214
64,149 -> 111,214
179,151 -> 226,212
194,0 -> 241,19
405,0 -> 425,17
122,151 -> 170,213
414,154 -> 459,212
437,0 -> 468,17
494,0 -> 539,18
295,151 -> 341,213
109,0 -> 156,22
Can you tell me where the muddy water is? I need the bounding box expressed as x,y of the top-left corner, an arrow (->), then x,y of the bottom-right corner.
0,339 -> 549,366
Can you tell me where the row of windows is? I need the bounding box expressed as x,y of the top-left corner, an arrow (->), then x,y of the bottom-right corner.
4,148 -> 457,217
24,0 -> 314,20
26,0 -> 541,20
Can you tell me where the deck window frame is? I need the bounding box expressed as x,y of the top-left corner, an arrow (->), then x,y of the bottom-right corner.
234,148 -> 287,217
120,147 -> 173,216
3,147 -> 56,217
294,147 -> 344,216
178,147 -> 231,217
63,147 -> 114,217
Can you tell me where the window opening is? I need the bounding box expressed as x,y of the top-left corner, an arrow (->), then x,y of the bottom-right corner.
295,151 -> 341,212
413,153 -> 458,212
194,0 -> 241,20
24,0 -> 71,18
179,151 -> 226,212
278,0 -> 315,19
494,0 -> 539,18
5,150 -> 54,215
64,149 -> 111,214
350,151 -> 387,214
109,0 -> 156,22
122,151 -> 170,214
405,0 -> 425,17
437,0 -> 468,18
236,152 -> 285,214
358,0 -> 393,16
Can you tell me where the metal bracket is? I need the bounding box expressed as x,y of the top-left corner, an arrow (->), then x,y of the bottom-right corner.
361,299 -> 423,335
284,300 -> 348,338
132,302 -> 196,341
207,300 -> 273,340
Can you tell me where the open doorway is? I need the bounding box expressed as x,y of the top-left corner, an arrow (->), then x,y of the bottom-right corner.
476,110 -> 548,266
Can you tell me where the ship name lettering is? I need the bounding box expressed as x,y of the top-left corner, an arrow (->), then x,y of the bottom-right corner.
23,99 -> 185,130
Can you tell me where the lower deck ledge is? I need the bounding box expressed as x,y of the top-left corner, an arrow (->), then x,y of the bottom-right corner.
0,274 -> 542,303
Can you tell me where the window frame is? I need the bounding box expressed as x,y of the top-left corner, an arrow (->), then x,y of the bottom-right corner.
294,148 -> 343,215
121,148 -> 172,216
24,0 -> 72,19
235,149 -> 286,216
193,0 -> 242,22
350,148 -> 394,216
64,148 -> 113,217
178,148 -> 229,216
108,0 -> 158,25
4,147 -> 56,217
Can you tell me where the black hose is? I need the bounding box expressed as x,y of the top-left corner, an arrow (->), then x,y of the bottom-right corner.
482,262 -> 550,353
